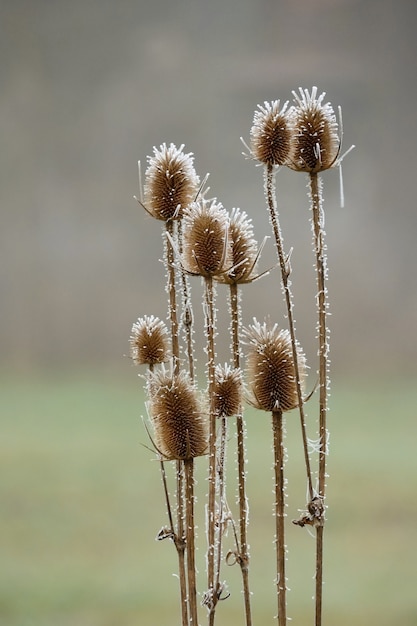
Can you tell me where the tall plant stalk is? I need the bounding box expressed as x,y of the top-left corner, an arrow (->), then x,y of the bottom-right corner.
264,164 -> 314,501
272,408 -> 286,626
229,282 -> 252,626
309,172 -> 328,626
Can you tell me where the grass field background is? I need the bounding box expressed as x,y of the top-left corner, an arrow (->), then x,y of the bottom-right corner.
1,371 -> 416,626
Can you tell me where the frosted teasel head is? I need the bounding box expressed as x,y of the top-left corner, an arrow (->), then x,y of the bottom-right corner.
213,364 -> 243,417
216,207 -> 265,285
288,87 -> 340,173
249,100 -> 294,167
244,319 -> 306,413
147,367 -> 208,460
182,198 -> 231,278
143,143 -> 200,221
130,315 -> 170,366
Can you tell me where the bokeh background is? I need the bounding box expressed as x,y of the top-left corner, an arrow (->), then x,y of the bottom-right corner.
1,1 -> 416,625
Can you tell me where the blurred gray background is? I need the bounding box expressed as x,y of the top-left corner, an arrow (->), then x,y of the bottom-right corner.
1,0 -> 416,379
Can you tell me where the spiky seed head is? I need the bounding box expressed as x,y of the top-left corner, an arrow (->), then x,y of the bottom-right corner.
148,368 -> 208,460
130,315 -> 170,366
244,319 -> 306,413
250,100 -> 294,167
182,199 -> 231,277
144,143 -> 200,221
289,87 -> 340,173
216,207 -> 259,285
213,364 -> 243,417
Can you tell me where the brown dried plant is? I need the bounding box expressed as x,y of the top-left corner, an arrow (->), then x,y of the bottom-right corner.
244,319 -> 306,626
129,87 -> 348,626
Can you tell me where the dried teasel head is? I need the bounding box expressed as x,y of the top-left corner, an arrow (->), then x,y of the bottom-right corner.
213,364 -> 243,417
289,87 -> 340,173
216,207 -> 260,285
143,143 -> 200,221
244,319 -> 306,413
250,100 -> 294,167
147,367 -> 208,460
182,198 -> 231,278
130,315 -> 170,367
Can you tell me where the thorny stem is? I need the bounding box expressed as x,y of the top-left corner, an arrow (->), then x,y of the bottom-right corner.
178,219 -> 195,381
184,458 -> 199,626
164,221 -> 188,624
205,275 -> 218,626
214,416 -> 227,601
158,458 -> 188,626
229,282 -> 252,626
265,164 -> 314,501
166,220 -> 180,376
272,409 -> 286,626
309,172 -> 328,626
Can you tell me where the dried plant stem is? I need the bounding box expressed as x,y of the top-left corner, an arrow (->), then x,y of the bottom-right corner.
272,408 -> 286,626
166,220 -> 180,375
229,282 -> 252,626
214,415 -> 227,598
178,219 -> 195,381
164,221 -> 188,624
205,275 -> 218,626
184,458 -> 199,626
309,172 -> 328,626
264,164 -> 313,501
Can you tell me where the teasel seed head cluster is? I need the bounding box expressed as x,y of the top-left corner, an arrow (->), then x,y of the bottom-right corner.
244,319 -> 306,413
130,315 -> 170,367
182,198 -> 231,277
216,207 -> 260,285
144,143 -> 200,221
147,367 -> 208,461
250,100 -> 294,167
289,87 -> 340,173
213,364 -> 243,417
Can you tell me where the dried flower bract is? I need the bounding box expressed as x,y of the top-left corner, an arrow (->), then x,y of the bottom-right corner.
244,319 -> 306,413
182,199 -> 230,277
250,100 -> 294,167
213,364 -> 243,417
144,143 -> 200,221
130,315 -> 170,366
289,87 -> 340,173
148,368 -> 208,460
216,207 -> 259,285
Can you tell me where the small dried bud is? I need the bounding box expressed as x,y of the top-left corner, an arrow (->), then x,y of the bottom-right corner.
130,315 -> 170,366
182,199 -> 230,277
289,87 -> 340,173
244,319 -> 306,413
250,100 -> 294,167
213,364 -> 243,417
144,143 -> 200,221
216,208 -> 259,285
148,368 -> 208,460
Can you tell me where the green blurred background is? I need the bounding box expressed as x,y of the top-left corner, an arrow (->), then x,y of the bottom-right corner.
1,1 -> 416,624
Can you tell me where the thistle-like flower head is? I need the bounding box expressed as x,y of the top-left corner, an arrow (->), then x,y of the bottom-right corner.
289,87 -> 340,173
213,364 -> 243,417
130,315 -> 170,366
244,319 -> 306,413
147,367 -> 208,460
216,207 -> 260,285
144,143 -> 200,221
182,198 -> 231,278
250,100 -> 294,167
